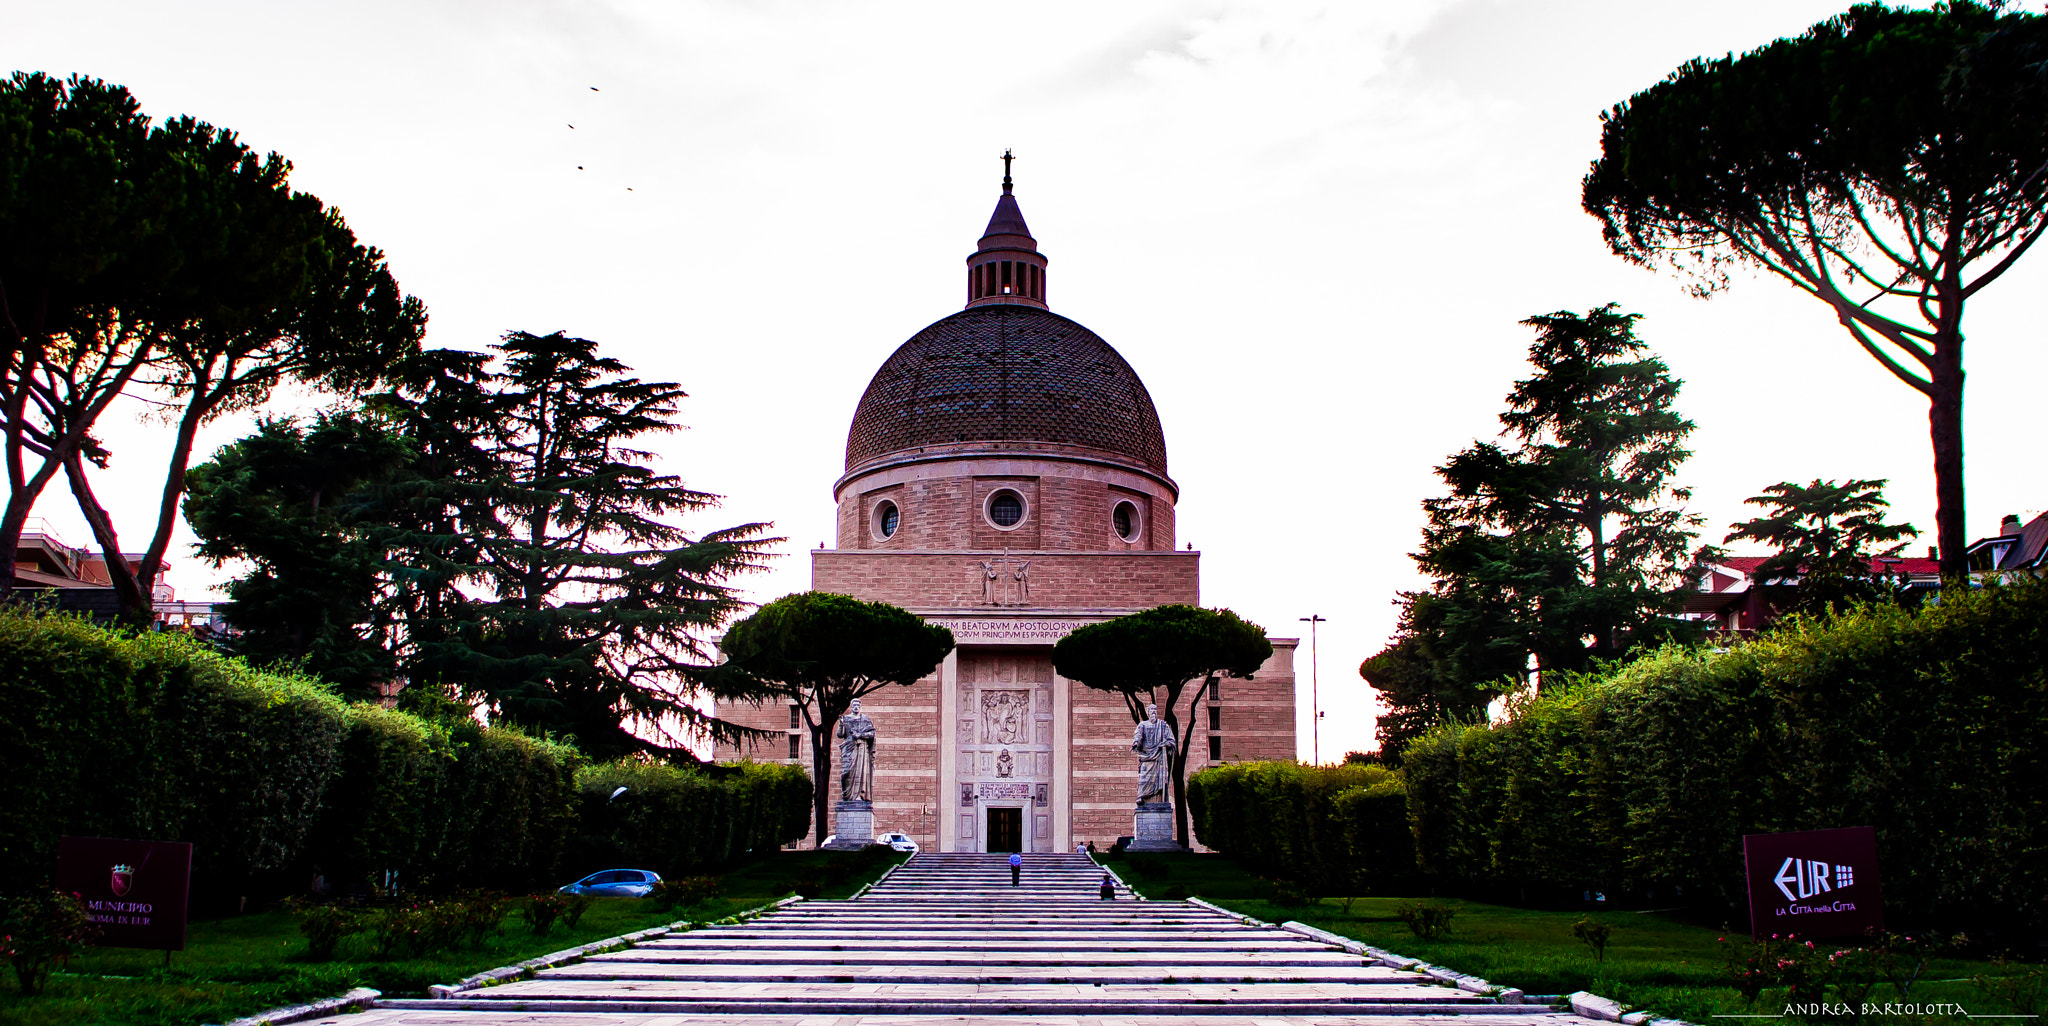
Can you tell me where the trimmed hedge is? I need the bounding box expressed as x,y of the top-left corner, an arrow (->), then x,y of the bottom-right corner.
1194,581 -> 2048,934
1403,578 -> 2048,931
0,610 -> 350,904
303,707 -> 584,895
0,608 -> 803,906
570,759 -> 812,877
1188,761 -> 1412,893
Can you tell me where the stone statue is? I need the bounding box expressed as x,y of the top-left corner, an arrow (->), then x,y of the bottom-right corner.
1132,703 -> 1175,804
837,698 -> 875,803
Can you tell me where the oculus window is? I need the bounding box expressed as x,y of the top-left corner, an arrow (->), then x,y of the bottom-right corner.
986,489 -> 1026,528
873,499 -> 900,539
1113,500 -> 1140,542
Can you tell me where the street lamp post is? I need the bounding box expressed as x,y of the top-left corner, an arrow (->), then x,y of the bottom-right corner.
1300,614 -> 1326,765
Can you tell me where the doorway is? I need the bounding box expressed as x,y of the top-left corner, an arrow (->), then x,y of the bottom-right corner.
986,807 -> 1022,852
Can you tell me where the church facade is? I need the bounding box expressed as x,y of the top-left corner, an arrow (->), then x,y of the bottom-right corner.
714,168 -> 1296,853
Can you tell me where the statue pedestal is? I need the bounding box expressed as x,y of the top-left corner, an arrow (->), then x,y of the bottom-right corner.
1126,802 -> 1184,852
825,801 -> 873,849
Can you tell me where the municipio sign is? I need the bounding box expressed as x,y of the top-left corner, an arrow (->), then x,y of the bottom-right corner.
1743,826 -> 1883,940
55,836 -> 193,951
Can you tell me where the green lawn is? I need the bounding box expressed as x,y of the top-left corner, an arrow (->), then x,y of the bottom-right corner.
1100,851 -> 2042,1025
0,847 -> 908,1026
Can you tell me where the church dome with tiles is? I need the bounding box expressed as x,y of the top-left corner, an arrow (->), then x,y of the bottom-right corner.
830,159 -> 1181,555
843,304 -> 1169,478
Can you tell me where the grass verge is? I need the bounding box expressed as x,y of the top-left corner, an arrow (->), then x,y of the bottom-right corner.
1099,850 -> 2041,1025
0,847 -> 908,1026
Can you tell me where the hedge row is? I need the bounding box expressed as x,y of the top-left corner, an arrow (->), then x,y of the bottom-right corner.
1406,579 -> 2048,932
0,609 -> 809,906
1187,761 -> 1411,894
1190,580 -> 2048,934
571,759 -> 812,877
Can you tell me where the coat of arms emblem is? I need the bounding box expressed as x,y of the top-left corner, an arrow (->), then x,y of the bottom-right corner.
110,862 -> 134,897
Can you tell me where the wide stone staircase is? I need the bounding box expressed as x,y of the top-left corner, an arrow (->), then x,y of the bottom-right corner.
357,852 -> 1585,1023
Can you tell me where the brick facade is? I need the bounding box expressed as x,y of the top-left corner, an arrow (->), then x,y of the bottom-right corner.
713,176 -> 1296,852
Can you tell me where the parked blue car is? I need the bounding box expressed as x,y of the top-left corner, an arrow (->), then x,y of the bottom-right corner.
559,868 -> 663,897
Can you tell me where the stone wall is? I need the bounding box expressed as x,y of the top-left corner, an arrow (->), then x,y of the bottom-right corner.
834,452 -> 1178,553
812,550 -> 1199,610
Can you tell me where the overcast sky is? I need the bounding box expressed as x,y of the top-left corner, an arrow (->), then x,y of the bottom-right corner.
11,0 -> 2046,761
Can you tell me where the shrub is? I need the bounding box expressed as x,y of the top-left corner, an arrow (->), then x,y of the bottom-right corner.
1400,580 -> 2048,933
0,608 -> 586,907
560,893 -> 593,930
1188,760 -> 1412,893
571,759 -> 811,879
291,901 -> 365,960
1973,958 -> 2047,1017
452,892 -> 508,947
0,610 -> 347,905
650,876 -> 721,910
520,892 -> 570,936
1395,899 -> 1459,940
301,704 -> 456,892
0,887 -> 95,994
1572,916 -> 1614,961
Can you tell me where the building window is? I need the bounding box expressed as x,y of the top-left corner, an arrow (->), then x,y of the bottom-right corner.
787,733 -> 801,760
789,704 -> 800,729
1207,677 -> 1220,701
872,499 -> 899,540
1207,705 -> 1220,731
1208,734 -> 1222,761
986,489 -> 1026,529
1113,500 -> 1140,542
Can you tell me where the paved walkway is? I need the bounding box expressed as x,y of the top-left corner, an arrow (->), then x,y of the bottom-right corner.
348,852 -> 1586,1025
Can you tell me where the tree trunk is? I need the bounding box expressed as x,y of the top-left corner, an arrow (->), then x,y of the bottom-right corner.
64,452 -> 149,623
130,390 -> 214,622
1929,357 -> 1966,581
810,720 -> 835,847
1163,697 -> 1193,849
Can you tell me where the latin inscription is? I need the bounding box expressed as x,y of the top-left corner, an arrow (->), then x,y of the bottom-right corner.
929,618 -> 1099,643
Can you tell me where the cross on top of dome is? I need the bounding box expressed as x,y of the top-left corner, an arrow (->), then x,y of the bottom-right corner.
970,151 -> 1045,309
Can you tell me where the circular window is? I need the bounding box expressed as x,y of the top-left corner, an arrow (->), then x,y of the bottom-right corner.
986,489 -> 1026,529
873,499 -> 900,540
1113,500 -> 1140,542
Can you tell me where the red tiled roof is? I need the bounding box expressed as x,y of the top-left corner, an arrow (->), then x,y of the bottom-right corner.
1713,554 -> 1939,575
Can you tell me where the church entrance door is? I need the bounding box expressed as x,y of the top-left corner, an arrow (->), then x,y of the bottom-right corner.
987,807 -> 1022,852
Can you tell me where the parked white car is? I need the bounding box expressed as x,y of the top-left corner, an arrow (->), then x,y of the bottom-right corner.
876,832 -> 919,852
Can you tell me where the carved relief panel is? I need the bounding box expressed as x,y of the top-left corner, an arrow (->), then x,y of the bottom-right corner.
981,690 -> 1030,745
954,652 -> 1055,788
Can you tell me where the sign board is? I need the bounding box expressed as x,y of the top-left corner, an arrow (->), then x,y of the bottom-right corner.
1743,826 -> 1883,940
54,836 -> 192,951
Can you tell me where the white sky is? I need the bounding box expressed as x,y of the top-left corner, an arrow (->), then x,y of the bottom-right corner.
10,0 -> 2046,763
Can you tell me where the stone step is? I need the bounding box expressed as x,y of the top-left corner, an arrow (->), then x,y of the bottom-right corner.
378,997 -> 1537,1017
590,949 -> 1366,967
356,1011 -> 1576,1026
539,963 -> 1402,984
392,978 -> 1492,1006
696,924 -> 1253,936
387,848 -> 1528,1023
731,912 -> 1230,921
637,937 -> 1324,952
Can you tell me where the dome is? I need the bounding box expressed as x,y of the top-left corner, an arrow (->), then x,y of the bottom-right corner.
844,304 -> 1168,477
